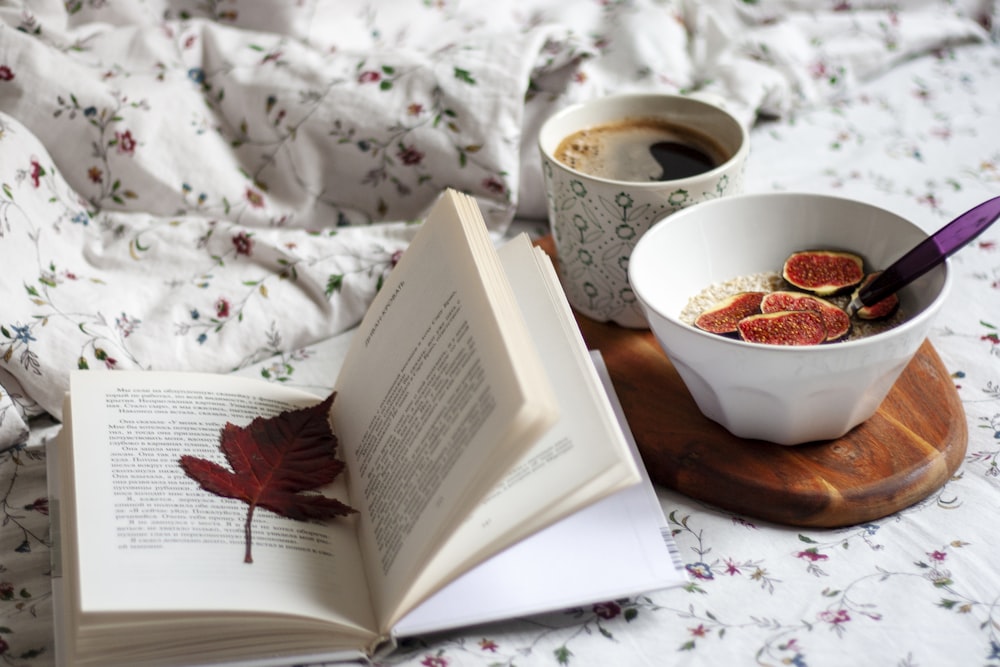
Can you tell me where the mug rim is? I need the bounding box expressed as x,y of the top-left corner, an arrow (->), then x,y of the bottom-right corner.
538,92 -> 749,188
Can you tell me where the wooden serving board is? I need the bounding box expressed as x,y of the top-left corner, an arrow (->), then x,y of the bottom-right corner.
537,237 -> 968,527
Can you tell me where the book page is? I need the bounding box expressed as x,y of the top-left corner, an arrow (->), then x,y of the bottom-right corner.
63,371 -> 377,652
388,236 -> 642,622
394,352 -> 687,637
330,191 -> 559,632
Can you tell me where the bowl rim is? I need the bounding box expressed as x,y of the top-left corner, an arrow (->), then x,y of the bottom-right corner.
628,191 -> 954,352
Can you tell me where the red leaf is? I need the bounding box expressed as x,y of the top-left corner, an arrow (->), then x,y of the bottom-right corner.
179,391 -> 356,563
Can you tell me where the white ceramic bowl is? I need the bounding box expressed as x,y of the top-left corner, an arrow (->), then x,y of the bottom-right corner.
628,192 -> 952,445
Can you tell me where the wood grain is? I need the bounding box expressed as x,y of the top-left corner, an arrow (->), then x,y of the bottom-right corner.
537,236 -> 967,527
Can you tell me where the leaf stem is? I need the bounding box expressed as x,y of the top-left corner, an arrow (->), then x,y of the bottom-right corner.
244,504 -> 256,564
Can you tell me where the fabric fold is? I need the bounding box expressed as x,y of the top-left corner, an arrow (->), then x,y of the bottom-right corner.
0,0 -> 994,452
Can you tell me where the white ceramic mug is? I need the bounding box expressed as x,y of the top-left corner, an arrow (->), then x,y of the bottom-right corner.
539,93 -> 749,328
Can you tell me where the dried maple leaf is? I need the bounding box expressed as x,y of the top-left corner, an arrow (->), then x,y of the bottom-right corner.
179,391 -> 356,563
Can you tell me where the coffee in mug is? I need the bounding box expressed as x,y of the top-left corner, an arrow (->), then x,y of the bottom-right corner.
554,117 -> 727,182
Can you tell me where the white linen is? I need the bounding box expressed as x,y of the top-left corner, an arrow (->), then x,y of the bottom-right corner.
1,2 -> 999,666
0,1 -> 990,450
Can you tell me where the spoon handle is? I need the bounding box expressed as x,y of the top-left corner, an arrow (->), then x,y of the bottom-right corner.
847,195 -> 1000,314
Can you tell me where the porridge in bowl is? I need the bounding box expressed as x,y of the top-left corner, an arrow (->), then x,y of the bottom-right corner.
680,250 -> 905,346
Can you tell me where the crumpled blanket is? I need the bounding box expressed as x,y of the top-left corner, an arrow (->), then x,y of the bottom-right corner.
0,0 -> 992,451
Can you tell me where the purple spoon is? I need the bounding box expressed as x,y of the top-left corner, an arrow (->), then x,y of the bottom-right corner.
846,195 -> 1000,316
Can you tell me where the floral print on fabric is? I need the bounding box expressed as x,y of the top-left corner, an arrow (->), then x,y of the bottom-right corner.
1,2 -> 999,667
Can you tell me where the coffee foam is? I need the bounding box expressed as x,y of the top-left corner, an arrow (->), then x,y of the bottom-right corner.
555,117 -> 726,182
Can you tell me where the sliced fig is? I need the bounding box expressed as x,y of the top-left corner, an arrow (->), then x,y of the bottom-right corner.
782,250 -> 864,296
694,291 -> 765,336
851,272 -> 900,320
761,290 -> 851,342
737,310 -> 827,346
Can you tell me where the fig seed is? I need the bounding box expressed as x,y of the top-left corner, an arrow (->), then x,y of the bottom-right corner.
851,272 -> 900,320
782,250 -> 864,296
737,310 -> 828,346
760,291 -> 851,342
694,291 -> 766,336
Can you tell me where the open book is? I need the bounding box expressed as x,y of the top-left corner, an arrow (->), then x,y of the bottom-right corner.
52,190 -> 685,667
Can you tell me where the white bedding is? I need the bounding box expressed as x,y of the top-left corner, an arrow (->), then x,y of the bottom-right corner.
2,2 -> 999,666
0,0 -> 991,450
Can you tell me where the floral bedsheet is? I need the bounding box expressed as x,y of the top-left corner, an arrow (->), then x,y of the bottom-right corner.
2,1 -> 999,666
